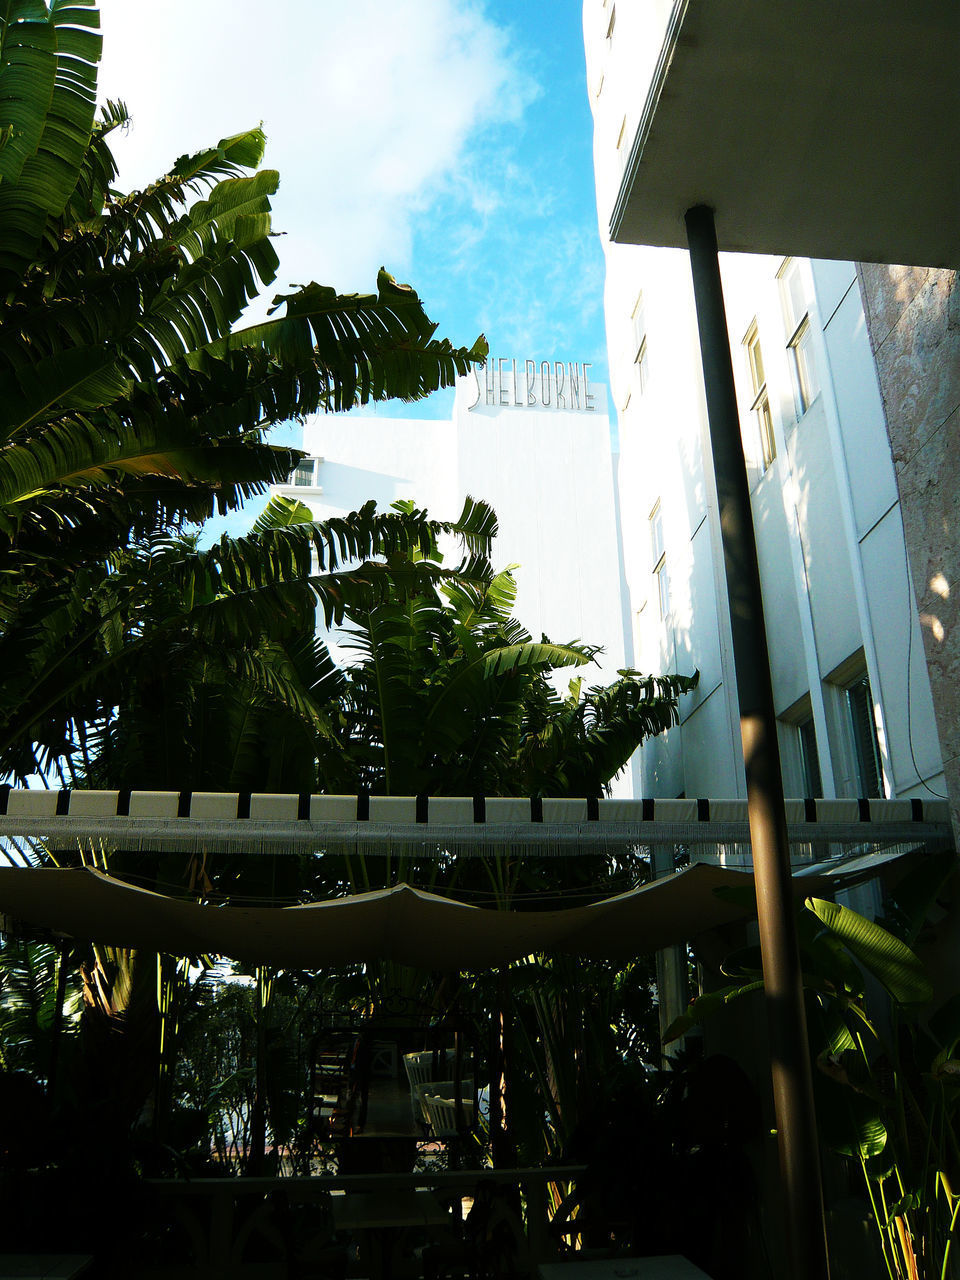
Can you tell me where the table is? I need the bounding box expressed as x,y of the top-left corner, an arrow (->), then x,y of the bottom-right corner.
330,1189 -> 453,1279
0,1259 -> 93,1280
330,1188 -> 451,1232
539,1257 -> 712,1280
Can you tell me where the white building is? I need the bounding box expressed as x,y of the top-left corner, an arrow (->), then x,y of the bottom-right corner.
273,358 -> 634,779
584,0 -> 947,807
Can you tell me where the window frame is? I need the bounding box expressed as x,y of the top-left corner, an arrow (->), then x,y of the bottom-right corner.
649,500 -> 669,619
786,315 -> 818,416
796,712 -> 823,799
777,258 -> 819,418
778,696 -> 823,799
615,114 -> 629,172
635,336 -> 649,394
825,654 -> 887,799
843,672 -> 885,799
743,320 -> 776,469
293,460 -> 315,488
632,292 -> 648,393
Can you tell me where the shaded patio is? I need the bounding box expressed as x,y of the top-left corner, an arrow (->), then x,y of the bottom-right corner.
0,789 -> 952,1278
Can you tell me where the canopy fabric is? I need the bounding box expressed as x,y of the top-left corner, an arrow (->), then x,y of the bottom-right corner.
0,789 -> 950,859
0,862 -> 872,968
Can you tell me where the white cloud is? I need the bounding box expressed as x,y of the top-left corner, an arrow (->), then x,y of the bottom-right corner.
97,0 -> 535,295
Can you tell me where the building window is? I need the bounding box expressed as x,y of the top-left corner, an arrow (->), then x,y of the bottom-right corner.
616,114 -> 628,172
788,318 -> 818,415
844,673 -> 884,798
635,337 -> 649,393
778,258 -> 819,417
743,320 -> 775,469
632,292 -> 648,392
780,697 -> 823,798
650,500 -> 669,618
292,460 -> 314,487
796,713 -> 823,799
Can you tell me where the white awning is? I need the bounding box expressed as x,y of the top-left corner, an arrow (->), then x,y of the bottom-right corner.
0,862 -> 878,968
0,789 -> 946,965
0,788 -> 949,964
0,789 -> 950,859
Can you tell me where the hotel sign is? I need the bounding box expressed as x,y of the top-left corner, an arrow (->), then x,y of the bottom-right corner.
466,357 -> 597,413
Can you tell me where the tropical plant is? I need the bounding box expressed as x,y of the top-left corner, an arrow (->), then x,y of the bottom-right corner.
57,492 -> 693,1172
666,855 -> 960,1280
0,935 -> 82,1078
165,968 -> 324,1176
2,497 -> 501,1159
309,499 -> 697,802
488,951 -> 659,1162
68,495 -> 498,797
0,0 -> 491,1183
0,0 -> 694,1194
0,0 -> 486,782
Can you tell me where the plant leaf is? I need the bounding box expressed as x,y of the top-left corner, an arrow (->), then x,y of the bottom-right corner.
806,897 -> 932,1007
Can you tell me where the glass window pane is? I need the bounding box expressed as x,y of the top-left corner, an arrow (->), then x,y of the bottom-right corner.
747,331 -> 765,394
636,338 -> 648,392
758,396 -> 776,469
797,716 -> 822,798
779,259 -> 808,333
845,676 -> 884,798
650,504 -> 664,565
793,323 -> 818,410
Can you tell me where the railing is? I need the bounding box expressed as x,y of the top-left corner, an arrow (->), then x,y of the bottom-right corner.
141,1166 -> 586,1280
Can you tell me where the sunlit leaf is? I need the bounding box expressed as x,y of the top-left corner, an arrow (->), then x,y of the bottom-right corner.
806,898 -> 932,1007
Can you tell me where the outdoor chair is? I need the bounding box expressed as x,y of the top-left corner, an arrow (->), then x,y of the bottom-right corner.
421,1091 -> 476,1139
413,1078 -> 474,1131
402,1051 -> 435,1121
309,1033 -> 360,1139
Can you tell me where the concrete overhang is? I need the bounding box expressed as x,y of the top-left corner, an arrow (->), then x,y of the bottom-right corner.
611,0 -> 960,267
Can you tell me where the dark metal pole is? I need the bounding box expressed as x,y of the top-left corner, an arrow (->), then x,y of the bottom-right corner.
684,204 -> 830,1280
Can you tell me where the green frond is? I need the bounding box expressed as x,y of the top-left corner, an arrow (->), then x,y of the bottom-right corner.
221,275 -> 487,410
806,897 -> 933,1007
250,493 -> 314,533
0,0 -> 101,282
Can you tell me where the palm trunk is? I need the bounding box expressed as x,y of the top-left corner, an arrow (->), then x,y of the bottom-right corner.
247,966 -> 271,1174
491,970 -> 518,1169
80,947 -> 160,1117
46,940 -> 68,1100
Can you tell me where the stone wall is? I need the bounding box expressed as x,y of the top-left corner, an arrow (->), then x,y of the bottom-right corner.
857,264 -> 960,838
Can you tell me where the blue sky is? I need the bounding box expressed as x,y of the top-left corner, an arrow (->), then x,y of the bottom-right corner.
97,0 -> 608,473
397,2 -> 609,417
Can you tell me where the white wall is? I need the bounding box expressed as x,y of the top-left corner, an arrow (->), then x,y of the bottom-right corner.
584,3 -> 946,801
273,364 -> 633,791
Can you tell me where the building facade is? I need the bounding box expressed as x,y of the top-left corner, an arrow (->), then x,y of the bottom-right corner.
584,0 -> 947,808
273,360 -> 635,785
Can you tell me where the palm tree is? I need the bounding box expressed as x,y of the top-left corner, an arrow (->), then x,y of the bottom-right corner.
0,2 -> 691,1181
22,494 -> 496,793
2,496 -> 502,1159
283,521 -> 696,1167
311,504 -> 696,802
0,1 -> 486,782
0,0 -> 489,1172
